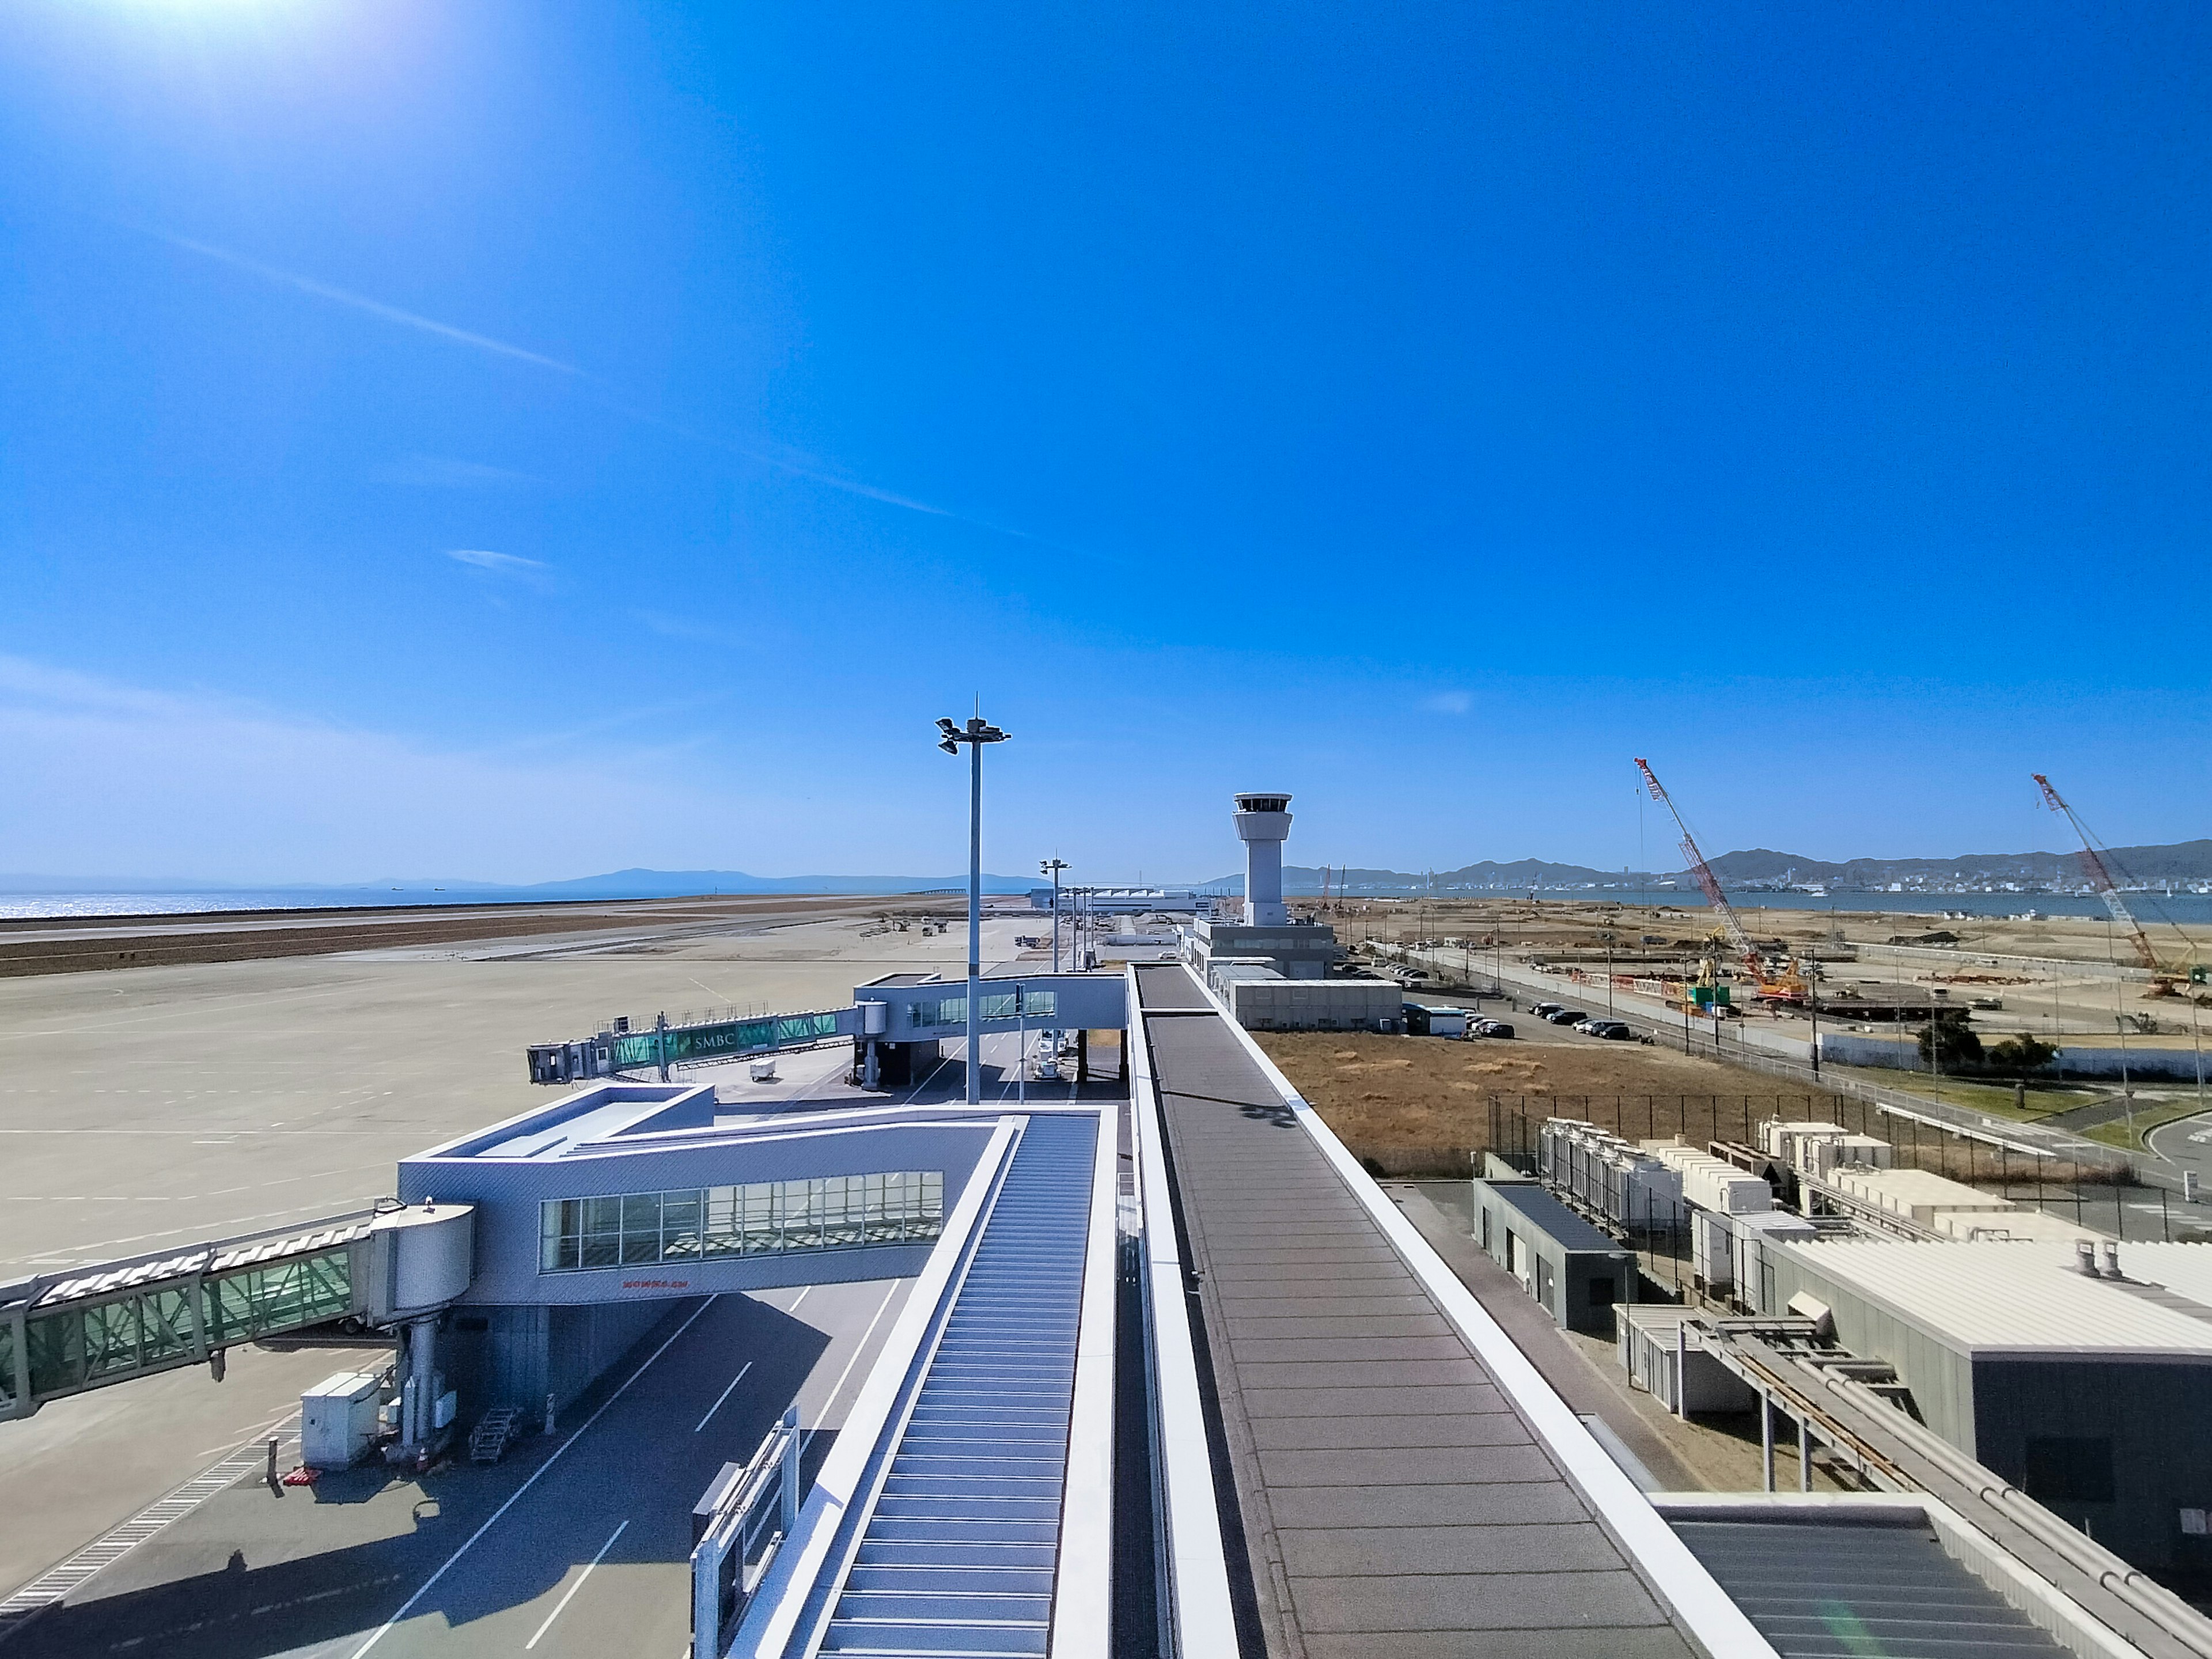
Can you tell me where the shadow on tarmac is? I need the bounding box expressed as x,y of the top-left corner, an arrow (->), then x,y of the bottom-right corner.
9,1294 -> 833,1659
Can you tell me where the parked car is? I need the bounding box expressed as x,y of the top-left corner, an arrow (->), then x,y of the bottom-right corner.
1546,1007 -> 1588,1025
1571,1017 -> 1601,1035
1531,1002 -> 1564,1019
1475,1019 -> 1516,1039
1590,1020 -> 1635,1041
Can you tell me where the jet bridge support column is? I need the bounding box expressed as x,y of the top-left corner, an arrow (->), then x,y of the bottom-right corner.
400,1316 -> 438,1453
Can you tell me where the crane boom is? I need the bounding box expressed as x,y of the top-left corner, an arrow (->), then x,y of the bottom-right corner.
2033,773 -> 2160,971
1634,758 -> 1756,968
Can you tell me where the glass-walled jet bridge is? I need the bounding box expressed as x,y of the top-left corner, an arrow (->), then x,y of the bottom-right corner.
527,971 -> 1128,1086
0,1214 -> 376,1421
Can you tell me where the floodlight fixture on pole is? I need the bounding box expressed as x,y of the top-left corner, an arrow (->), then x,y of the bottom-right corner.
1040,858 -> 1069,974
938,713 -> 1010,1103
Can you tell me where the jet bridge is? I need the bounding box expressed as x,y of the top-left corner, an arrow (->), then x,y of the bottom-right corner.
0,1202 -> 471,1423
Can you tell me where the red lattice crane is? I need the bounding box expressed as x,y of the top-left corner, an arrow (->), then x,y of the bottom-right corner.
1635,758 -> 1807,1005
2033,773 -> 2162,975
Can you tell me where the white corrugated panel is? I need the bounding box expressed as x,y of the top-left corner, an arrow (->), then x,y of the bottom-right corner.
1777,1237 -> 2212,1355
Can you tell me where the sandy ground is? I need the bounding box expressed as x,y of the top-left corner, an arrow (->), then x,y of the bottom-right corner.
1253,1025 -> 1846,1173
1316,894 -> 2211,969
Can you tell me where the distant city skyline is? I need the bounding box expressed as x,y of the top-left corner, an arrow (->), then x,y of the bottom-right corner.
4,5 -> 2206,885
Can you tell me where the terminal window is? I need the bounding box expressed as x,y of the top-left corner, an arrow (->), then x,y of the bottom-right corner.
539,1171 -> 945,1272
908,990 -> 1056,1029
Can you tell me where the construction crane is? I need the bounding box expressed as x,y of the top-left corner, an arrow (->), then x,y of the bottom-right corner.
1634,758 -> 1808,1006
2033,773 -> 2199,991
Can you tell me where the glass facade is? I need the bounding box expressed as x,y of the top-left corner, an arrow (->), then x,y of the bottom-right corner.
908,990 -> 1055,1029
9,1243 -> 358,1405
539,1171 -> 945,1272
609,1010 -> 843,1069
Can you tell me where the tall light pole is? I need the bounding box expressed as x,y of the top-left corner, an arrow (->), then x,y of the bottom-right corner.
938,713 -> 1010,1104
1041,857 -> 1068,974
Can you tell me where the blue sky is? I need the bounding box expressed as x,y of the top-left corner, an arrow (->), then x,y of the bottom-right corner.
2,3 -> 2207,885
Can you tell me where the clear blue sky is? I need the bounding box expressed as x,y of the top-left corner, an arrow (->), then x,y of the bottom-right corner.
3,3 -> 2206,885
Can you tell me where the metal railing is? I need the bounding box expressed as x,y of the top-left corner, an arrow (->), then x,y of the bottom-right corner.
692,1407 -> 800,1659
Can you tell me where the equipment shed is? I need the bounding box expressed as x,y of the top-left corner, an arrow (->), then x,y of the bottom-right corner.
1471,1177 -> 1641,1334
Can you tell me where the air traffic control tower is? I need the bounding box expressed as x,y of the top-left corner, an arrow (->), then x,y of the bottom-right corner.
1184,790 -> 1340,979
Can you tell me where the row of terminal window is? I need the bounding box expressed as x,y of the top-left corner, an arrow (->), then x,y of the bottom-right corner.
539,1171 -> 946,1272
908,990 -> 1057,1028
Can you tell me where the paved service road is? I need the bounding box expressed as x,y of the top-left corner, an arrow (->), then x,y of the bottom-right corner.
8,1278 -> 913,1659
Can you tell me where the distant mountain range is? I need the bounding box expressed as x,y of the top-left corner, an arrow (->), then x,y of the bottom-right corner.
10,838 -> 2209,903
1207,839 -> 2212,895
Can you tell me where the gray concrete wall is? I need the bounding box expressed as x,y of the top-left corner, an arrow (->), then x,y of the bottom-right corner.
1819,1032 -> 2210,1081
440,1297 -> 689,1422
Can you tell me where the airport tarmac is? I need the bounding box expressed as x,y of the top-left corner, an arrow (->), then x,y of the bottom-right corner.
0,905 -> 1048,1615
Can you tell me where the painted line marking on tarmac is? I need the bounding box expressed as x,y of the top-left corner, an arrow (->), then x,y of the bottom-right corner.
524,1517 -> 628,1651
694,1362 -> 755,1434
343,1296 -> 717,1659
809,1282 -> 902,1432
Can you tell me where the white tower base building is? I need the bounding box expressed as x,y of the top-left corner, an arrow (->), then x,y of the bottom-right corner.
1184,791 -> 1344,982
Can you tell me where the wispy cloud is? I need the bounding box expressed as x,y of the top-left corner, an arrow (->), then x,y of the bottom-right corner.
1421,691 -> 1473,715
634,609 -> 744,646
448,548 -> 546,574
159,234 -> 578,375
370,454 -> 541,488
0,654 -> 725,882
152,230 -> 1057,547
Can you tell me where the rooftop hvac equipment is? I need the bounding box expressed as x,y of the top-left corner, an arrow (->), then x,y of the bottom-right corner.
1729,1210 -> 1819,1314
1681,1160 -> 1773,1216
1805,1133 -> 1893,1179
1537,1119 -> 1682,1228
363,1202 -> 475,1323
1692,1209 -> 1734,1290
1759,1120 -> 1851,1173
1823,1166 -> 2014,1228
1933,1208 -> 2097,1244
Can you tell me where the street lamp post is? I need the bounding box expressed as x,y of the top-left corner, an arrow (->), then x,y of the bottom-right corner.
938,713 -> 1010,1104
1040,858 -> 1068,974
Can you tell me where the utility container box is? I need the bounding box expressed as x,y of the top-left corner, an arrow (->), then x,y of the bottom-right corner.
1805,1133 -> 1892,1178
1760,1121 -> 1849,1174
1681,1160 -> 1772,1216
1824,1166 -> 2011,1228
1692,1209 -> 1734,1290
301,1371 -> 382,1469
1729,1211 -> 1819,1314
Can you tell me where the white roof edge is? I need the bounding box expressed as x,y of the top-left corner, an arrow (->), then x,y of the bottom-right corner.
1048,1089 -> 1119,1657
1188,965 -> 1785,1659
1127,964 -> 1241,1657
